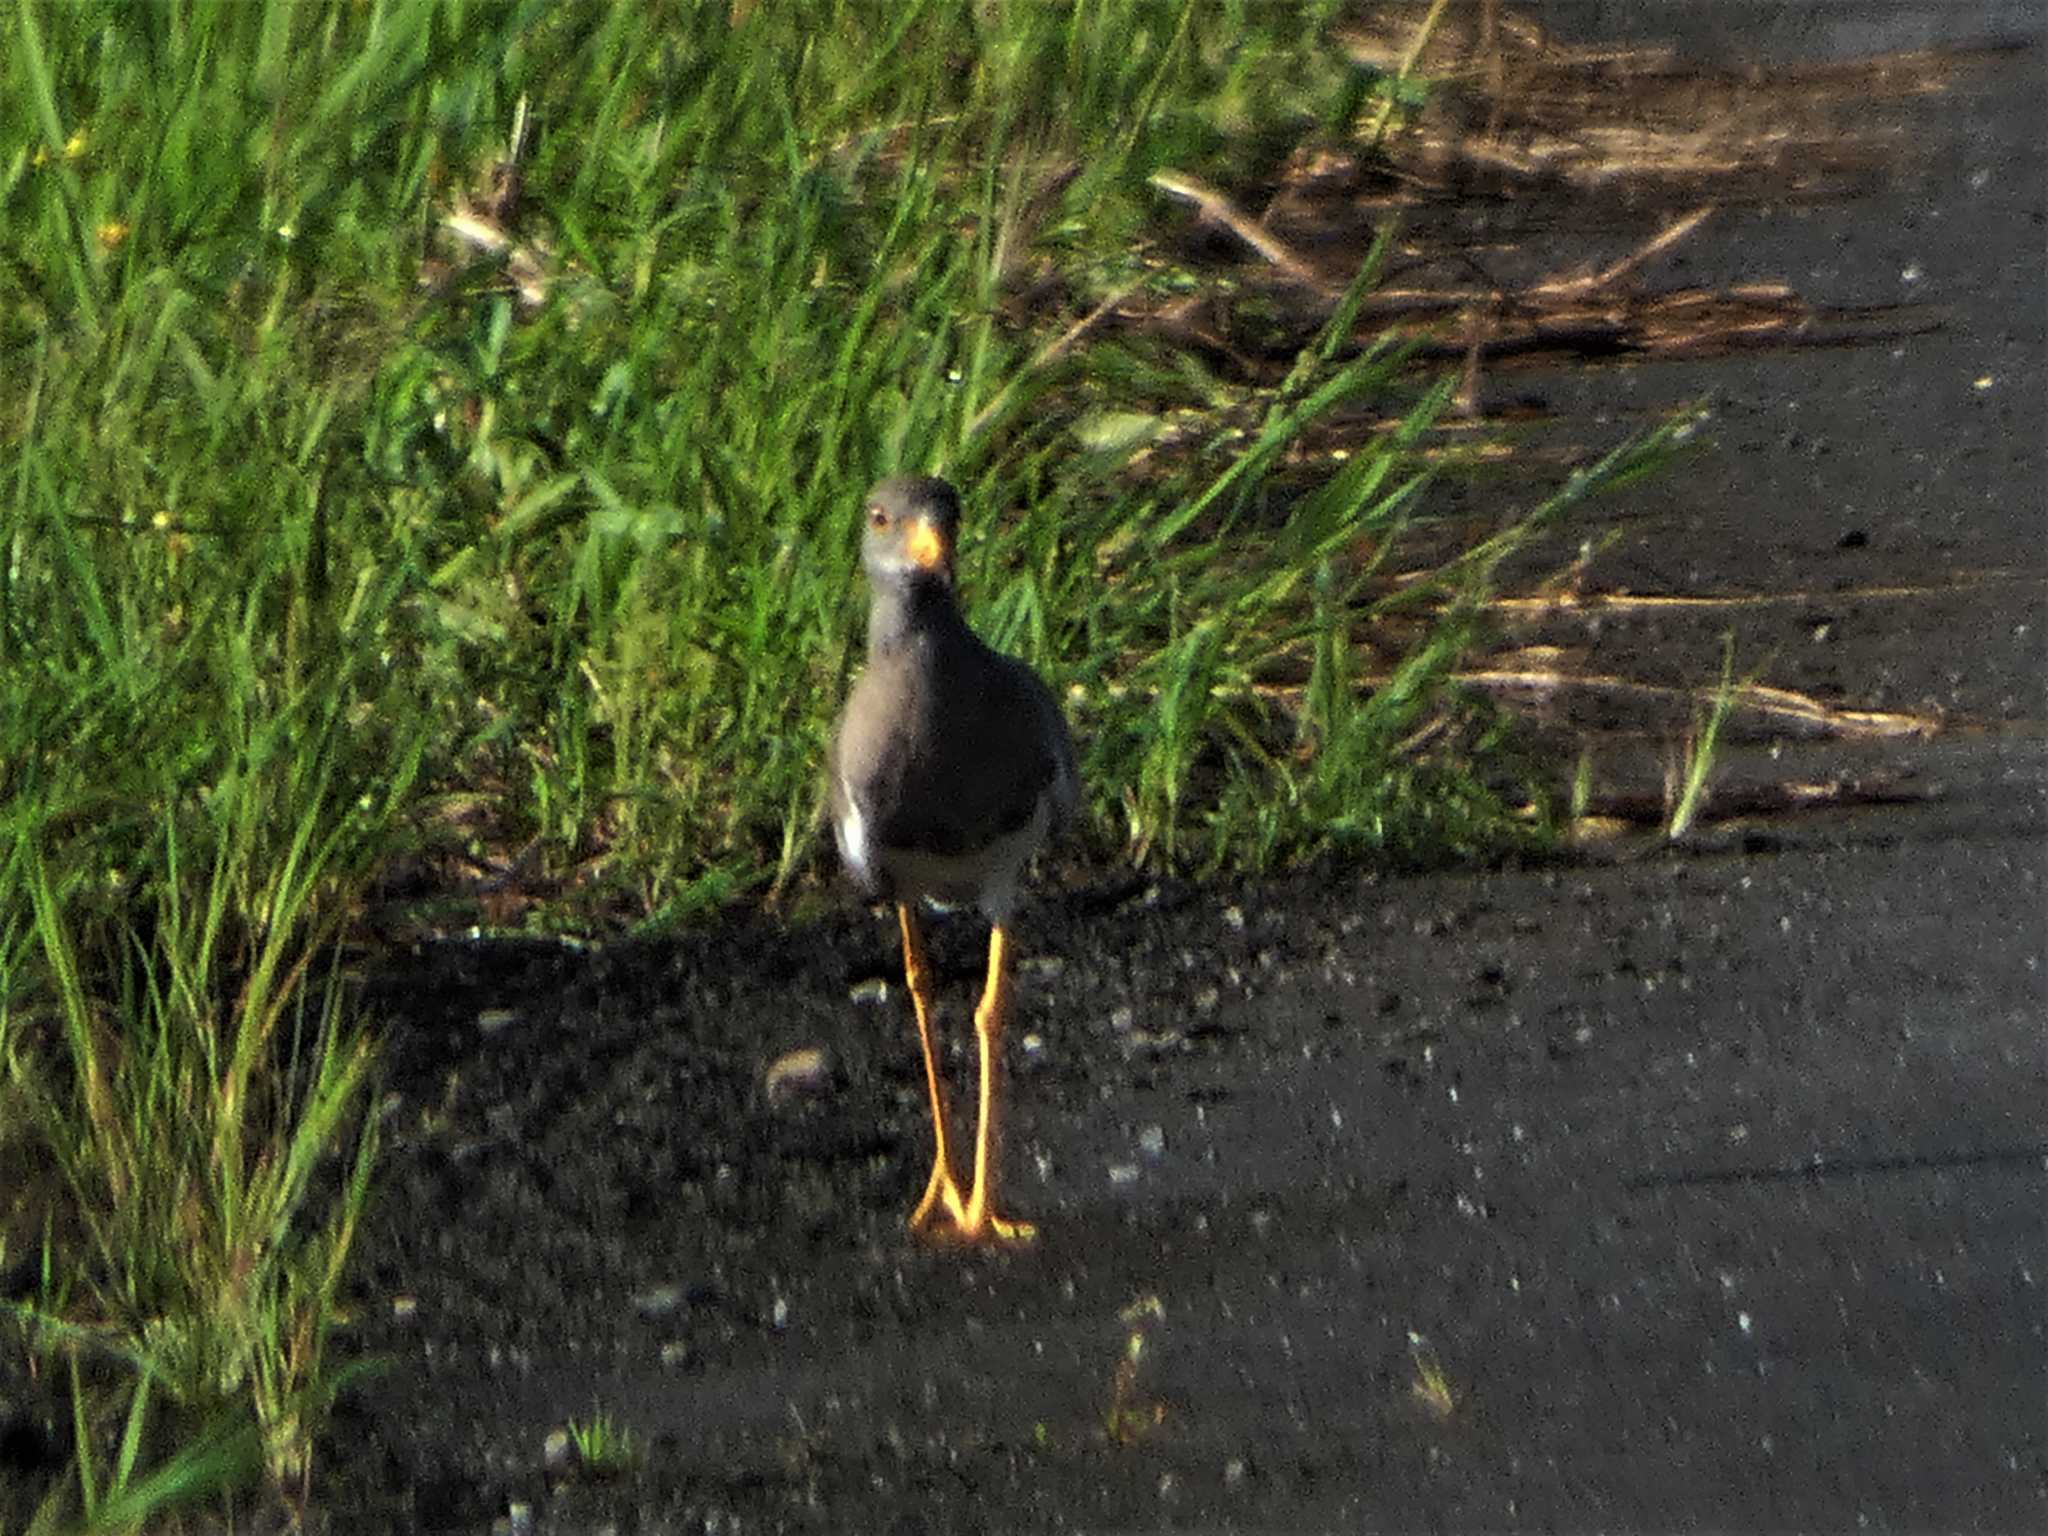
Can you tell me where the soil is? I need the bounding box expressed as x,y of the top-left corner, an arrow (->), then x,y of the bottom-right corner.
4,8 -> 2044,1533
326,826 -> 2046,1534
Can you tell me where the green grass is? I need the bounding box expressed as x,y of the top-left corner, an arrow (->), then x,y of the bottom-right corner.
564,1411 -> 641,1480
0,0 -> 1687,1521
0,1357 -> 267,1536
1668,633 -> 1756,840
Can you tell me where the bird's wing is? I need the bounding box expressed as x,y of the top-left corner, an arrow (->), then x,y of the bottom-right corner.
833,639 -> 1076,862
826,701 -> 884,894
996,655 -> 1077,835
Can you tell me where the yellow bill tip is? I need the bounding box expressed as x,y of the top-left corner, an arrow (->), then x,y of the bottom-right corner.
905,519 -> 947,571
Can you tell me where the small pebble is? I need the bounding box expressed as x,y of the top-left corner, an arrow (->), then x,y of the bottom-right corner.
848,977 -> 891,1005
542,1431 -> 573,1475
764,1046 -> 832,1105
476,1008 -> 517,1035
1138,1124 -> 1166,1158
632,1284 -> 682,1318
1108,1163 -> 1140,1186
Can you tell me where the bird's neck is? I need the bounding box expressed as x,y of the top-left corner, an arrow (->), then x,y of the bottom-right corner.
866,576 -> 967,659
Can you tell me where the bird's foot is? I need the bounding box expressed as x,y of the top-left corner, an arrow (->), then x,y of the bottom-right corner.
908,1161 -> 968,1232
909,1173 -> 1035,1243
969,1210 -> 1038,1244
951,1194 -> 1037,1244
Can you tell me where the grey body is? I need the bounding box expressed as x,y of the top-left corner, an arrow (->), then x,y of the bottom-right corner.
829,477 -> 1078,922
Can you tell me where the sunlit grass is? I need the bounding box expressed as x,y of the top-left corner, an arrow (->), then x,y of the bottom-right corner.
1668,634 -> 1745,839
0,0 -> 1682,920
564,1411 -> 641,1480
1104,1293 -> 1169,1444
1408,1329 -> 1456,1420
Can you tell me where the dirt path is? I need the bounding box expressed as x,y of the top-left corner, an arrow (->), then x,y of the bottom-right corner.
338,815 -> 2043,1532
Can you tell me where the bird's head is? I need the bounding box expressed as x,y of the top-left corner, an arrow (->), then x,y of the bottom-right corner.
859,475 -> 960,591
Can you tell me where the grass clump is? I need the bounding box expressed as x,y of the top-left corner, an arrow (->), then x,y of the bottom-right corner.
0,432 -> 410,1515
564,1412 -> 641,1480
1668,634 -> 1758,839
3,0 -> 1679,926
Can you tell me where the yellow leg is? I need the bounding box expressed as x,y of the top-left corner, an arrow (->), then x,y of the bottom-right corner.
899,904 -> 967,1232
958,923 -> 1037,1242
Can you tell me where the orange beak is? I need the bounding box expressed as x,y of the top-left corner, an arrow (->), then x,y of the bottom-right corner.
905,519 -> 948,571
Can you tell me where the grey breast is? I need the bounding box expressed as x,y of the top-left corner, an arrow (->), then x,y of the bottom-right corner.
831,627 -> 1074,903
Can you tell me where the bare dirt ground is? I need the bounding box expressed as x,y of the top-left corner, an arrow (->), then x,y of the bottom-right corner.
335,824 -> 2045,1533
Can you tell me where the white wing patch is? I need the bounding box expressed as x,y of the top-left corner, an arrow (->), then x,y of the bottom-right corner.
835,777 -> 873,887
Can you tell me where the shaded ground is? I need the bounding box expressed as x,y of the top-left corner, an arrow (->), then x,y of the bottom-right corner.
333,816 -> 2046,1533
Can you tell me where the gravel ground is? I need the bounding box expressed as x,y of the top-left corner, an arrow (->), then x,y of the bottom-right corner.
328,820 -> 2044,1533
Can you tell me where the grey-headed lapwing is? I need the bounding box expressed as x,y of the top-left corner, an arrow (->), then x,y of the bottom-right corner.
829,475 -> 1078,1243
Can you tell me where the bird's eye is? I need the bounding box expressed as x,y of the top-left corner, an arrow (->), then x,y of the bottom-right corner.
866,505 -> 889,530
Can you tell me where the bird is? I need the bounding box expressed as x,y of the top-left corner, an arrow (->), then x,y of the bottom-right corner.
828,475 -> 1078,1243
